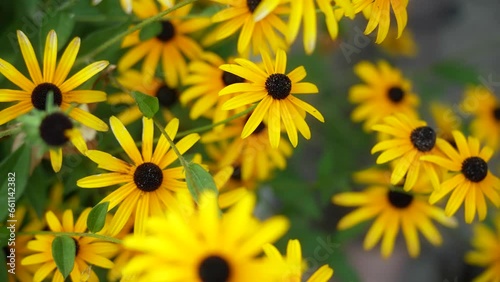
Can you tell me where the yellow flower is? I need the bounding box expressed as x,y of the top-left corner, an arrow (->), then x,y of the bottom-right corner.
118,0 -> 210,87
354,0 -> 409,43
108,70 -> 179,125
122,191 -> 290,281
421,130 -> 500,223
263,239 -> 334,282
349,60 -> 419,131
77,117 -> 200,235
204,0 -> 289,55
21,209 -> 118,282
371,114 -> 443,191
219,49 -> 324,148
0,30 -> 109,131
465,215 -> 500,282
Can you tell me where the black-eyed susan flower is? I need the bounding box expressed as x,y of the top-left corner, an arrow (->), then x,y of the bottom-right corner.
263,239 -> 334,282
353,0 -> 409,44
108,70 -> 179,125
332,184 -> 457,258
219,49 -> 324,148
349,60 -> 419,131
465,215 -> 500,282
421,130 -> 500,223
287,0 -> 354,54
121,191 -> 290,281
371,114 -> 443,191
21,209 -> 118,282
181,52 -> 245,127
77,117 -> 200,235
461,85 -> 500,150
118,0 -> 210,87
0,30 -> 109,131
204,0 -> 289,55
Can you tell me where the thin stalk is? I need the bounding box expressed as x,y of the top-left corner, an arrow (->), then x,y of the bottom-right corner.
18,231 -> 122,244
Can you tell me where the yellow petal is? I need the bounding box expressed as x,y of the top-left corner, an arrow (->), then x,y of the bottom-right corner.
59,61 -> 109,92
17,30 -> 43,85
110,116 -> 142,165
43,30 -> 57,82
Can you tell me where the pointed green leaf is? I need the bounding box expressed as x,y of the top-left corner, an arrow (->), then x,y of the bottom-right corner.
52,235 -> 76,279
87,202 -> 109,233
130,90 -> 159,118
185,163 -> 218,203
139,21 -> 162,41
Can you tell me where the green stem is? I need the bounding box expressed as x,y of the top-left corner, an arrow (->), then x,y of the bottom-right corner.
17,231 -> 122,244
153,119 -> 189,168
75,0 -> 198,65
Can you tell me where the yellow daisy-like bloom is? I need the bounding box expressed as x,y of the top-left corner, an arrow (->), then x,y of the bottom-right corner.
77,116 -> 200,235
378,27 -> 418,57
465,215 -> 500,282
332,184 -> 457,258
118,0 -> 210,87
371,114 -> 443,191
108,70 -> 179,125
263,239 -> 334,282
219,49 -> 324,148
421,130 -> 500,223
353,0 -> 409,44
122,191 -> 290,281
430,102 -> 462,146
461,85 -> 500,150
181,52 -> 245,127
287,0 -> 355,54
349,60 -> 419,131
22,209 -> 118,282
204,0 -> 289,55
0,30 -> 109,131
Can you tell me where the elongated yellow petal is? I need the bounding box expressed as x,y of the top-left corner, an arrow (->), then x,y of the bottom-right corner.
242,96 -> 272,138
43,30 -> 57,82
110,116 -> 143,165
17,30 -> 43,85
0,101 -> 33,125
49,148 -> 63,172
0,58 -> 36,92
59,61 -> 109,92
86,150 -> 131,173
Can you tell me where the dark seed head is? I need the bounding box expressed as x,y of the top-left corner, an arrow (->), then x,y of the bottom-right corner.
31,83 -> 62,110
133,162 -> 164,192
387,86 -> 405,103
492,107 -> 500,121
39,112 -> 73,147
156,20 -> 176,42
388,190 -> 414,209
410,126 -> 436,152
231,165 -> 242,181
156,85 -> 178,108
265,73 -> 291,100
462,157 -> 488,182
198,255 -> 231,282
222,71 -> 245,86
246,0 -> 262,13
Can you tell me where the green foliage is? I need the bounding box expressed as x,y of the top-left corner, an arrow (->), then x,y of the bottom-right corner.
87,202 -> 109,233
432,61 -> 480,85
139,21 -> 161,41
51,235 -> 76,279
185,163 -> 218,203
131,90 -> 159,119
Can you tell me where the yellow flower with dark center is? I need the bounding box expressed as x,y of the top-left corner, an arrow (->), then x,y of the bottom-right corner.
263,239 -> 334,282
21,209 -> 118,282
421,130 -> 500,223
219,49 -> 324,148
332,185 -> 457,258
0,30 -> 109,131
371,114 -> 443,192
108,70 -> 179,125
181,52 -> 245,127
118,0 -> 211,87
353,0 -> 409,44
287,0 -> 354,54
349,60 -> 419,131
77,116 -> 200,235
461,85 -> 500,150
465,215 -> 500,282
121,191 -> 290,281
204,0 -> 289,55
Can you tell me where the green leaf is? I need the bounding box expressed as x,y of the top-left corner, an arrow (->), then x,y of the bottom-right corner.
87,202 -> 109,233
130,90 -> 159,118
139,21 -> 161,41
79,23 -> 129,60
432,61 -> 480,85
39,11 -> 76,51
185,163 -> 218,203
0,144 -> 31,222
52,235 -> 76,279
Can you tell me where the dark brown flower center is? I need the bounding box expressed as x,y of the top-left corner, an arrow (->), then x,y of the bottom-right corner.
134,162 -> 163,191
31,83 -> 62,110
222,71 -> 245,86
246,0 -> 262,13
156,84 -> 178,108
265,73 -> 291,100
39,112 -> 73,147
231,165 -> 242,181
492,107 -> 500,121
198,255 -> 231,282
156,20 -> 176,42
388,190 -> 413,209
410,126 -> 436,152
461,157 -> 488,182
387,86 -> 405,103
